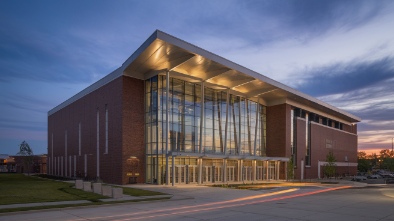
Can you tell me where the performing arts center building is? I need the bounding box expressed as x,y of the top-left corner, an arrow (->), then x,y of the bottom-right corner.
47,30 -> 360,185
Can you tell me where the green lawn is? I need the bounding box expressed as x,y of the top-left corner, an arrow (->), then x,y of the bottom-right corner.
0,173 -> 166,206
0,174 -> 169,213
0,173 -> 106,205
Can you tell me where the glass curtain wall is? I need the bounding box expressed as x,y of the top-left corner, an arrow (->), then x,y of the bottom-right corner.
145,75 -> 267,183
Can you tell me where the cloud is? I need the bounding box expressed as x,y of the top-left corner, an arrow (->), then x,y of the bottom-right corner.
294,56 -> 394,96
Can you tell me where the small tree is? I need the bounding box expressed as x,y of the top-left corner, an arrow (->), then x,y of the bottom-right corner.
17,141 -> 34,175
324,151 -> 336,178
287,156 -> 295,181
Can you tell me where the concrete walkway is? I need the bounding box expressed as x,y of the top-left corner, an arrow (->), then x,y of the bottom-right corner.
0,194 -> 172,210
0,180 -> 365,211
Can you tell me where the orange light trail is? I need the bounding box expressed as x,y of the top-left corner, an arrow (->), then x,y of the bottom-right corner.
88,188 -> 298,220
114,186 -> 351,221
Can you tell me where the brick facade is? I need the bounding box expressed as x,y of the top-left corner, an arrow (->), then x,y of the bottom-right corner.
48,76 -> 145,185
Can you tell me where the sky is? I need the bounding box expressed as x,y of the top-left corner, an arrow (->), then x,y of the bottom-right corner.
1,0 -> 394,155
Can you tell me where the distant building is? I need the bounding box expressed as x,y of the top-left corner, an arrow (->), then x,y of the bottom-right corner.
11,155 -> 47,174
0,154 -> 16,172
48,30 -> 360,185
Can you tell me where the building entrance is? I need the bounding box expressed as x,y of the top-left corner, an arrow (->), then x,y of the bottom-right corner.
170,165 -> 187,184
227,166 -> 235,182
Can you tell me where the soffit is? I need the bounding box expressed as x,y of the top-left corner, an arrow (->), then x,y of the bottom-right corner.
121,30 -> 360,123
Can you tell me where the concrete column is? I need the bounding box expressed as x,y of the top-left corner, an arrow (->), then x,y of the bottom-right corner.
224,89 -> 229,154
165,71 -> 170,186
172,156 -> 175,186
301,159 -> 304,181
74,155 -> 76,177
253,160 -> 256,181
266,161 -> 269,180
199,82 -> 205,154
240,160 -> 243,181
223,159 -> 227,183
198,158 -> 203,184
276,161 -> 280,180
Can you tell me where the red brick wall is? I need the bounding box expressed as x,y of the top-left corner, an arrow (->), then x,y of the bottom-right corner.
121,76 -> 145,184
295,118 -> 306,179
266,104 -> 291,158
48,77 -> 124,184
308,122 -> 358,178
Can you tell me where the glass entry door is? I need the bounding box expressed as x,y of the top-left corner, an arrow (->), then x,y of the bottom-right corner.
203,166 -> 213,183
227,166 -> 235,182
170,165 -> 187,184
256,166 -> 264,180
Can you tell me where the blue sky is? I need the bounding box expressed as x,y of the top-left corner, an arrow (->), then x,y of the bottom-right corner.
1,0 -> 394,155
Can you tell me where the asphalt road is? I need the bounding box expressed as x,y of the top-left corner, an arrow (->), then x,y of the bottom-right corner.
1,184 -> 394,221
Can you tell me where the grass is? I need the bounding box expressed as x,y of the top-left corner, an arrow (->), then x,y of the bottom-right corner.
0,173 -> 169,213
0,173 -> 107,205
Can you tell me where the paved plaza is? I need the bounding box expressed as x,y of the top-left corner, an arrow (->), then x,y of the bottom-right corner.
1,183 -> 394,221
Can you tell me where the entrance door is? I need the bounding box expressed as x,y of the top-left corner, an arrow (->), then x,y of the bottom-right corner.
256,166 -> 263,180
203,166 -> 212,183
227,166 -> 235,182
188,165 -> 198,183
169,165 -> 187,184
268,162 -> 276,180
243,166 -> 252,181
176,165 -> 186,184
214,166 -> 222,182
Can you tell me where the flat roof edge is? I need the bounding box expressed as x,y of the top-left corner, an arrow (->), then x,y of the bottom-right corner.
48,67 -> 122,116
121,30 -> 159,68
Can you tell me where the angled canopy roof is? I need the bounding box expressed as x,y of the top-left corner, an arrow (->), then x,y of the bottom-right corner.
121,30 -> 360,123
49,30 -> 360,123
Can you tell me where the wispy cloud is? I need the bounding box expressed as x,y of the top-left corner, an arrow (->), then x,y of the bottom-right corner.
294,56 -> 394,96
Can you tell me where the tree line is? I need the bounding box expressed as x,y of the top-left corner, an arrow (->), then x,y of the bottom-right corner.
358,149 -> 394,172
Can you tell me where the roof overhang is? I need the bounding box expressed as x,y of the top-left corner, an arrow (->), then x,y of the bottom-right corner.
121,30 -> 360,123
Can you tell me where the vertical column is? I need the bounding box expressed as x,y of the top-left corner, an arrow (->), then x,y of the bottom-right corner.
253,160 -> 256,181
253,98 -> 259,156
74,155 -> 76,177
198,158 -> 202,184
69,156 -> 71,177
239,160 -> 243,181
224,90 -> 229,154
78,123 -> 81,156
301,159 -> 304,181
65,130 -> 67,177
266,161 -> 269,180
84,154 -> 87,177
105,105 -> 108,154
165,71 -> 170,185
199,82 -> 205,154
305,113 -> 309,166
96,109 -> 100,178
172,156 -> 175,186
276,161 -> 280,180
223,159 -> 227,183
238,98 -> 241,155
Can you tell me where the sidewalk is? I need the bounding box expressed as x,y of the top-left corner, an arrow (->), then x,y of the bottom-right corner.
0,194 -> 172,210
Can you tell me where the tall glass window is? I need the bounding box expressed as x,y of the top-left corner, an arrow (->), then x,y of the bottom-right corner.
145,75 -> 267,182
